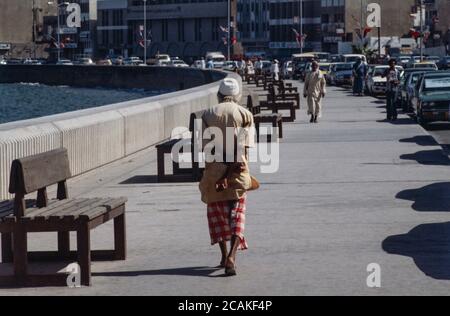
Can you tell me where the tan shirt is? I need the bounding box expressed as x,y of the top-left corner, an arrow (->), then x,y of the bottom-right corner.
304,70 -> 326,98
199,101 -> 255,204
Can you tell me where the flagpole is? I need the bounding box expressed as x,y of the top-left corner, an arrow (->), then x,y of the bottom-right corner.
227,0 -> 231,61
300,0 -> 303,53
144,0 -> 147,64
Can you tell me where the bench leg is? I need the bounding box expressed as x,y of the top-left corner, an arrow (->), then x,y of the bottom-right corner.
157,148 -> 166,182
114,213 -> 127,260
58,231 -> 70,259
278,120 -> 283,139
13,224 -> 27,284
77,224 -> 91,286
255,122 -> 260,143
1,232 -> 13,263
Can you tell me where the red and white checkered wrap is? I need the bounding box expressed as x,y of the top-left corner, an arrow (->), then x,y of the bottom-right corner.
207,195 -> 248,250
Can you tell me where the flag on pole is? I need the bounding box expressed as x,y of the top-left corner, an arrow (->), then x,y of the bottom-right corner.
219,26 -> 229,33
292,28 -> 305,47
137,25 -> 152,48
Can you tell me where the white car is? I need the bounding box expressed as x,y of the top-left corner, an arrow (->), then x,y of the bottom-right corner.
76,58 -> 94,65
23,58 -> 42,65
193,60 -> 206,69
283,61 -> 293,78
367,65 -> 404,95
170,59 -> 189,67
123,57 -> 145,66
222,61 -> 239,71
56,59 -> 73,66
0,59 -> 6,65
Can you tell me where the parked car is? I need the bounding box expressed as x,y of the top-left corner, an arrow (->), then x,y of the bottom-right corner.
222,60 -> 239,71
97,59 -> 113,66
319,63 -> 331,81
23,58 -> 42,65
366,65 -> 404,96
393,55 -> 412,68
282,61 -> 293,79
364,64 -> 378,95
75,58 -> 94,65
170,59 -> 189,67
399,70 -> 435,112
424,56 -> 441,64
342,54 -> 367,63
437,56 -> 450,70
123,57 -> 144,66
56,59 -> 73,66
405,55 -> 422,68
411,72 -> 450,126
6,58 -> 23,65
328,62 -> 354,86
109,56 -> 123,65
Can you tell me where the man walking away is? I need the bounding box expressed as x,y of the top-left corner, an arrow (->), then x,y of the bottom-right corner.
199,78 -> 258,276
303,61 -> 326,123
352,57 -> 368,96
382,59 -> 401,121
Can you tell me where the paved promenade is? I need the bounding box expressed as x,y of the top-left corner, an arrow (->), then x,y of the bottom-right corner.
2,81 -> 450,295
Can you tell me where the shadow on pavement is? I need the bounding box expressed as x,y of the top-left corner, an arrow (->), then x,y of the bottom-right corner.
396,182 -> 450,212
399,135 -> 438,146
92,266 -> 225,278
120,175 -> 159,184
400,149 -> 450,166
382,222 -> 450,280
376,118 -> 415,125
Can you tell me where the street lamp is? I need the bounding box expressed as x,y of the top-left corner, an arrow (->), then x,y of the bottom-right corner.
48,1 -> 70,62
143,0 -> 147,64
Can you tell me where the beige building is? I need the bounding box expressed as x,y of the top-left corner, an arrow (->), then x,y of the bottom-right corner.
344,0 -> 416,39
0,0 -> 56,58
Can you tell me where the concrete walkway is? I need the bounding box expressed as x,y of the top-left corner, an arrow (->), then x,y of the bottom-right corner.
2,82 -> 450,295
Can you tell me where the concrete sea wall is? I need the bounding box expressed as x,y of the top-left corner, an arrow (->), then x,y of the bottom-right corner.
0,66 -> 241,199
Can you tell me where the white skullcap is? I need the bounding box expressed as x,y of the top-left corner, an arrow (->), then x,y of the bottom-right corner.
219,78 -> 240,96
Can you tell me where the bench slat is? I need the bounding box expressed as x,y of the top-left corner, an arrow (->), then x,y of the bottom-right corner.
78,198 -> 127,220
21,199 -> 81,220
49,198 -> 113,221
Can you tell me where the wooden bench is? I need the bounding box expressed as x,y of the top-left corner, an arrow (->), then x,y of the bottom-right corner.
246,94 -> 283,143
0,148 -> 127,287
268,85 -> 301,110
156,110 -> 206,183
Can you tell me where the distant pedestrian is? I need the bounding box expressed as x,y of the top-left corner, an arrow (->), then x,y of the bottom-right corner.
382,59 -> 401,121
199,78 -> 259,276
352,57 -> 368,96
200,57 -> 206,69
271,59 -> 280,81
245,59 -> 255,75
303,61 -> 326,123
207,59 -> 214,69
255,58 -> 263,75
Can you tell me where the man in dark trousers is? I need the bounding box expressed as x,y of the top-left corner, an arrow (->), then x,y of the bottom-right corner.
382,59 -> 401,121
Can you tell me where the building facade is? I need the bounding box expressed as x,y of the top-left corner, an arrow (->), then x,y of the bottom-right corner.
56,0 -> 97,60
236,0 -> 270,57
0,0 -> 56,58
97,0 -> 241,61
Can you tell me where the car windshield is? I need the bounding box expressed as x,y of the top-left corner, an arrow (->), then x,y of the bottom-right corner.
373,68 -> 388,76
319,65 -> 330,71
336,63 -> 353,71
424,76 -> 450,91
410,73 -> 423,84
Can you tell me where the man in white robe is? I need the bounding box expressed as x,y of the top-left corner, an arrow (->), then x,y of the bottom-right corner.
303,61 -> 326,123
